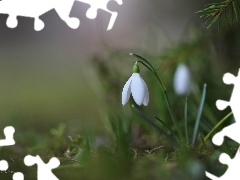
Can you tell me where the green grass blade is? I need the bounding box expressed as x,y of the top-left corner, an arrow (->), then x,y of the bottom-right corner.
192,83 -> 207,146
190,109 -> 214,130
85,132 -> 91,154
199,134 -> 205,149
207,13 -> 221,28
184,98 -> 189,144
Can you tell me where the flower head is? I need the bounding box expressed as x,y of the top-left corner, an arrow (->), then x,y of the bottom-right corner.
122,62 -> 149,106
173,63 -> 191,95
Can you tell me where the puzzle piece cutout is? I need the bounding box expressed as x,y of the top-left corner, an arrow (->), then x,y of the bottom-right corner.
0,126 -> 60,180
0,126 -> 15,147
0,154 -> 60,180
206,148 -> 240,179
212,70 -> 240,145
24,155 -> 60,180
0,0 -> 123,31
206,69 -> 240,179
0,160 -> 8,171
12,172 -> 24,180
216,71 -> 240,120
78,0 -> 123,30
0,0 -> 79,31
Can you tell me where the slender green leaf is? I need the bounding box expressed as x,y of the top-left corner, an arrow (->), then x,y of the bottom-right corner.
192,84 -> 207,146
85,132 -> 90,154
190,111 -> 213,131
199,134 -> 205,149
184,98 -> 189,145
207,13 -> 221,28
205,17 -> 213,25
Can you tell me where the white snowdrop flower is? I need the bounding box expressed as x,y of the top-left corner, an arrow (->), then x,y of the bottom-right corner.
122,62 -> 149,106
173,63 -> 191,95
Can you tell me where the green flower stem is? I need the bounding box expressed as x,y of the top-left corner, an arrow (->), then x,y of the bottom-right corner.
198,111 -> 233,150
130,53 -> 182,139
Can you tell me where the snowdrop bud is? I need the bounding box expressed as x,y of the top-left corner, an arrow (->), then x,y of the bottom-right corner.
133,62 -> 140,73
173,64 -> 191,95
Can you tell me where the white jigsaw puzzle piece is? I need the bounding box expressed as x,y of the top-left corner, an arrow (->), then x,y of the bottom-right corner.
212,69 -> 240,145
24,155 -> 60,180
77,0 -> 123,30
0,160 -> 8,171
0,126 -> 15,147
206,148 -> 240,179
0,0 -> 80,31
12,172 -> 24,180
217,70 -> 240,120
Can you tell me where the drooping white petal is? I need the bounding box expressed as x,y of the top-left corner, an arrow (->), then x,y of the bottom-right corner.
131,73 -> 145,105
142,78 -> 149,106
122,75 -> 132,105
173,64 -> 191,95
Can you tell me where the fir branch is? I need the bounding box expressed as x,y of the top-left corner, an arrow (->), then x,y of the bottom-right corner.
197,0 -> 240,29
